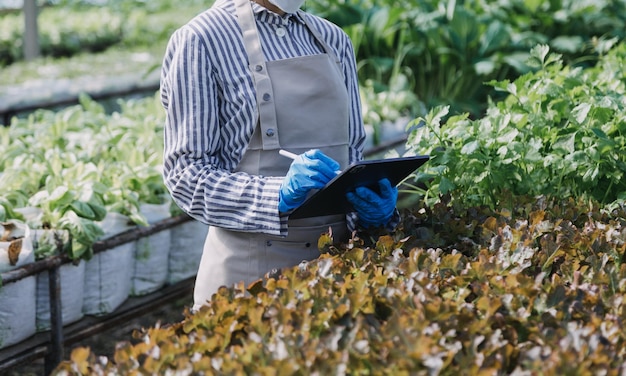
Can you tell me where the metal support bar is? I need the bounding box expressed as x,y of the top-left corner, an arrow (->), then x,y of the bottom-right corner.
0,215 -> 192,285
45,265 -> 64,375
91,215 -> 190,254
23,0 -> 40,60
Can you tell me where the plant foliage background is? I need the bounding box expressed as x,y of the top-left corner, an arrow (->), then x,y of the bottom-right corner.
2,0 -> 625,117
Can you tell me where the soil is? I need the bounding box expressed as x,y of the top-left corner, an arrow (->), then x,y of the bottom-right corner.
1,297 -> 191,376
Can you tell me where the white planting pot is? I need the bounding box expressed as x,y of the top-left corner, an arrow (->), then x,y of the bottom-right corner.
0,221 -> 37,348
168,218 -> 208,284
0,276 -> 37,349
83,212 -> 136,316
36,260 -> 86,331
131,201 -> 171,296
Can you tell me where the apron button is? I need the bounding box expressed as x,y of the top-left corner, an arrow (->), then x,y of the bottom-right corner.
263,93 -> 271,101
265,128 -> 275,137
255,65 -> 263,72
266,240 -> 272,246
305,242 -> 311,248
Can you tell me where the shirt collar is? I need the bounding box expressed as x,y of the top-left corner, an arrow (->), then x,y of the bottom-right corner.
249,1 -> 306,25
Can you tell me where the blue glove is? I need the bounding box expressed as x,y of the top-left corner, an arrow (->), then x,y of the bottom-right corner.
279,149 -> 340,213
346,178 -> 398,228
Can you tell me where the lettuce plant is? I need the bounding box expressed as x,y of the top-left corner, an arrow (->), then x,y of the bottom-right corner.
0,94 -> 171,260
27,161 -> 108,259
54,197 -> 626,374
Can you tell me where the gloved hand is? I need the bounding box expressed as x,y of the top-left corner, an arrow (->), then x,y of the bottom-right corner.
346,178 -> 398,228
278,149 -> 340,213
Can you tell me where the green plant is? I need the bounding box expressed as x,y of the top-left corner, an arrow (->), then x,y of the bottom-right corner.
0,94 -> 172,259
405,42 -> 626,210
27,161 -> 108,259
473,0 -> 626,66
314,0 -> 532,116
311,0 -> 626,119
360,73 -> 425,145
0,196 -> 25,223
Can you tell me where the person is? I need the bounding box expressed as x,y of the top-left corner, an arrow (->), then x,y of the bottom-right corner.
160,0 -> 398,311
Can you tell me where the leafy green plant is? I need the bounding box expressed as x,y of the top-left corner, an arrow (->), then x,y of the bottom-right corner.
473,0 -> 626,67
0,94 -> 172,259
310,0 -> 625,118
360,73 -> 425,145
0,196 -> 24,223
0,44 -> 164,87
27,161 -> 108,259
405,42 -> 626,210
314,0 -> 532,116
0,7 -> 123,64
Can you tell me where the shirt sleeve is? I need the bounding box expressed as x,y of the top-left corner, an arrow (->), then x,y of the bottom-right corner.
160,26 -> 287,236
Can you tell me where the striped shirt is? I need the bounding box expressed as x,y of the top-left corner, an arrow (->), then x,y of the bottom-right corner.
160,0 -> 365,236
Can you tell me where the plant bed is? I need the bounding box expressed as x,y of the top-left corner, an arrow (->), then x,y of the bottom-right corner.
0,277 -> 36,350
52,196 -> 626,374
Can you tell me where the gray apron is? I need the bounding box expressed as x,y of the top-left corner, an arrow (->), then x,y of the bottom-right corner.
193,0 -> 350,309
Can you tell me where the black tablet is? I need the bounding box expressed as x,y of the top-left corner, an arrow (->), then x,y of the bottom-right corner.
288,155 -> 430,219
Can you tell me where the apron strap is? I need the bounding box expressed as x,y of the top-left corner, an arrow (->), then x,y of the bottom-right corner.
234,0 -> 343,151
235,0 -> 281,150
297,10 -> 341,65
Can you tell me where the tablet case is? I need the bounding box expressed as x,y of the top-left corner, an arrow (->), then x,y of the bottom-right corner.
287,155 -> 430,219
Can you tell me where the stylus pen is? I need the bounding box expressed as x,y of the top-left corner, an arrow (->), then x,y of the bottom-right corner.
279,149 -> 299,160
279,149 -> 342,174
